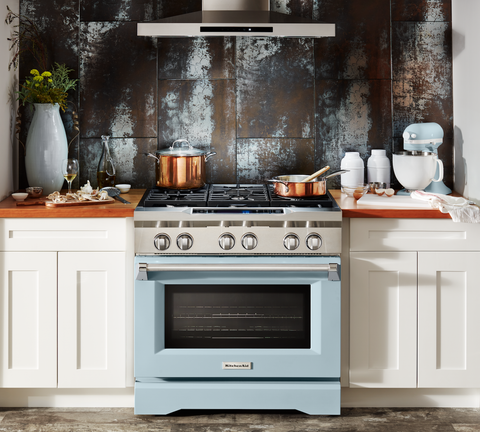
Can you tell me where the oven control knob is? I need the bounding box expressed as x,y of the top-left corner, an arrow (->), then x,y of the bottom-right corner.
241,233 -> 258,250
306,233 -> 323,250
219,233 -> 235,250
177,233 -> 194,250
283,234 -> 300,250
154,234 -> 171,251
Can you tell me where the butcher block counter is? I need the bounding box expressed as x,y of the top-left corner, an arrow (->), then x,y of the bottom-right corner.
0,189 -> 144,218
0,189 -> 464,219
330,189 -> 453,219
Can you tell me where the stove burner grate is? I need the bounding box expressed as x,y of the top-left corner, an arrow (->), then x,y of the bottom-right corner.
208,184 -> 271,207
142,186 -> 208,207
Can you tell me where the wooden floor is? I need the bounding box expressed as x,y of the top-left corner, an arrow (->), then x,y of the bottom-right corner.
0,408 -> 480,431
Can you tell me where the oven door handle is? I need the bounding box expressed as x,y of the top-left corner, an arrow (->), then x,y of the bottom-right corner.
136,262 -> 340,281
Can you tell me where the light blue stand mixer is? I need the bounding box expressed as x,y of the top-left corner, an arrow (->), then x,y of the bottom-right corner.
401,122 -> 452,195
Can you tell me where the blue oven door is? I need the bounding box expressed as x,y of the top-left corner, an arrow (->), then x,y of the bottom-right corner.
134,255 -> 340,380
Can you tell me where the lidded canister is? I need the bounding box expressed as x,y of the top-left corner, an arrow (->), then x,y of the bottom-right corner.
340,152 -> 364,187
367,149 -> 391,188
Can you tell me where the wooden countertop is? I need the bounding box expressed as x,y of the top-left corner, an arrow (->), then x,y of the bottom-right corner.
330,189 -> 452,218
0,188 -> 460,219
0,189 -> 144,218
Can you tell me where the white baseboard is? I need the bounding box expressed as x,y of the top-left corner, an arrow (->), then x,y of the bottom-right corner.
1,388 -> 479,409
0,388 -> 134,407
342,388 -> 480,408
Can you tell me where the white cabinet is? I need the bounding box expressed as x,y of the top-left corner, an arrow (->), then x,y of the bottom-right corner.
349,219 -> 480,389
0,252 -> 57,387
0,218 -> 132,389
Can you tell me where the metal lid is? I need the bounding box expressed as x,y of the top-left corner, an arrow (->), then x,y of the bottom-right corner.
156,139 -> 206,157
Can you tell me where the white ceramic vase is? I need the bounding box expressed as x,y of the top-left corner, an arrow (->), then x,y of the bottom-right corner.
25,103 -> 68,195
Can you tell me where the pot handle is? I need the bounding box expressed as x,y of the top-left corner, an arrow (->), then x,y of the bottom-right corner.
205,151 -> 217,162
171,139 -> 191,150
144,152 -> 159,164
267,179 -> 290,193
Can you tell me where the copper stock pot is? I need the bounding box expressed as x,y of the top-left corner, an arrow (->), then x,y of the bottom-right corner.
146,139 -> 216,189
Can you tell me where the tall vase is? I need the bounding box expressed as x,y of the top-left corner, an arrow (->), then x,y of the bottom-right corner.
25,103 -> 68,195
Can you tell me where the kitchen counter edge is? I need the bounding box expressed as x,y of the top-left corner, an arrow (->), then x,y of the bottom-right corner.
0,189 -> 455,219
330,189 -> 452,219
0,189 -> 145,218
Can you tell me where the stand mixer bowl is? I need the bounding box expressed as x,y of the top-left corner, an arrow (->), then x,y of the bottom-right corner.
393,151 -> 444,192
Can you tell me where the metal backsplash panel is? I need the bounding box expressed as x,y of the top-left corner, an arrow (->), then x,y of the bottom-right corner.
16,0 -> 453,190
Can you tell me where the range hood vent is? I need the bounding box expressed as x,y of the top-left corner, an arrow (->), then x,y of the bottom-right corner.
138,0 -> 335,38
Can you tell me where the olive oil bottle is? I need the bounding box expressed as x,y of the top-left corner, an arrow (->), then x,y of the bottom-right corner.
97,135 -> 116,188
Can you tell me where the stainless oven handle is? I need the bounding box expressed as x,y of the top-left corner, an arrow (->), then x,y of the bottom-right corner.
136,262 -> 340,282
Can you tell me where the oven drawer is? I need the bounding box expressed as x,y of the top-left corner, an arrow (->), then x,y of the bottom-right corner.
134,256 -> 341,380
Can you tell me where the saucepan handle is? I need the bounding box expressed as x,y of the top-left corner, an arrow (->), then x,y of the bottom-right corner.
267,179 -> 290,192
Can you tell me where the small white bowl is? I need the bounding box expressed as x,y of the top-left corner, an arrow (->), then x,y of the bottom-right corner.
12,193 -> 29,202
115,184 -> 131,194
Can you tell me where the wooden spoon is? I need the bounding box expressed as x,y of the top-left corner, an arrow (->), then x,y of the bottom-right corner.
301,166 -> 330,183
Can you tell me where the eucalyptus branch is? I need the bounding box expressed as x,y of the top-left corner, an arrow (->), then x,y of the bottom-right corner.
5,5 -> 47,71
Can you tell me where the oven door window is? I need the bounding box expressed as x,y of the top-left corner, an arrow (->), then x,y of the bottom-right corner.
165,285 -> 310,349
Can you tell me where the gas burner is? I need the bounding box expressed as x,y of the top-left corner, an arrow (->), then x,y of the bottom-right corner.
208,184 -> 270,207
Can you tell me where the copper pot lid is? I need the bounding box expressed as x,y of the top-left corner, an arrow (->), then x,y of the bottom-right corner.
156,139 -> 207,157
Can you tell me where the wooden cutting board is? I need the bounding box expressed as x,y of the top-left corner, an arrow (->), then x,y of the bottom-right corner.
16,197 -> 115,207
356,193 -> 432,209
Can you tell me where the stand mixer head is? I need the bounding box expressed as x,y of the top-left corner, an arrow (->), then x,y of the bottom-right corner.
400,122 -> 451,195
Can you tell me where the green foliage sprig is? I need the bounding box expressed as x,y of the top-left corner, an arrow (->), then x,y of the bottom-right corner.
17,63 -> 78,111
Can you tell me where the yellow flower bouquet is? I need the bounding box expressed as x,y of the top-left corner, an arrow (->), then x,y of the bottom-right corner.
17,63 -> 78,111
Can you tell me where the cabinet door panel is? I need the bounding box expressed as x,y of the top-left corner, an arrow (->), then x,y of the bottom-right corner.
0,252 -> 57,387
418,252 -> 480,388
350,252 -> 417,388
57,252 -> 126,388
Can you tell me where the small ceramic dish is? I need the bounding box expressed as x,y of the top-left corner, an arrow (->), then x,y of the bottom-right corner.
342,184 -> 369,200
12,193 -> 29,202
115,184 -> 131,194
26,186 -> 43,198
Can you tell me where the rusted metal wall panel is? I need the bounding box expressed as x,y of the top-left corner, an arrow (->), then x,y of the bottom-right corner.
237,37 -> 314,139
316,79 -> 392,188
237,139 -> 315,182
392,21 -> 453,188
16,0 -> 453,190
158,79 -> 236,184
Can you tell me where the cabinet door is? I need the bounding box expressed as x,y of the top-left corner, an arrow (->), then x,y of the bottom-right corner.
350,252 -> 417,388
418,252 -> 480,388
0,252 -> 57,387
57,252 -> 126,388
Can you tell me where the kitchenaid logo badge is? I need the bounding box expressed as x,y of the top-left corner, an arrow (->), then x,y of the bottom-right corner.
222,362 -> 252,370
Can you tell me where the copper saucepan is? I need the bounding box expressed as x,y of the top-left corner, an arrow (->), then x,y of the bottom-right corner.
146,139 -> 216,189
269,170 -> 348,198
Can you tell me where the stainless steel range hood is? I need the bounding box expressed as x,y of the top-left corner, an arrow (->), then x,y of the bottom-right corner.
137,0 -> 335,38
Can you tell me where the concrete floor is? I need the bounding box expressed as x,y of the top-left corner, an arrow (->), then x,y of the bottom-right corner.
0,408 -> 480,431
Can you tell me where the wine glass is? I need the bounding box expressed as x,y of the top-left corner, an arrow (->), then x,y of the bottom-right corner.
62,158 -> 79,194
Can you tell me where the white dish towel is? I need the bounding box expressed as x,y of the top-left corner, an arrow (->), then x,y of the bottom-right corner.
411,191 -> 480,223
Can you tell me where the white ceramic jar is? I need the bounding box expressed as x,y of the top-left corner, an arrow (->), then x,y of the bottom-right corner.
367,149 -> 391,187
340,152 -> 364,187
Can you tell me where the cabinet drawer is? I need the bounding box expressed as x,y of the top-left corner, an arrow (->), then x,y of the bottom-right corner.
350,219 -> 480,252
0,218 -> 128,252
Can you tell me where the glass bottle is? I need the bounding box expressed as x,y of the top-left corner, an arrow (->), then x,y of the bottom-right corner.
97,135 -> 116,189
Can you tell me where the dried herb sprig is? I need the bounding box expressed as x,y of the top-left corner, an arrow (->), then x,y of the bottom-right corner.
5,5 -> 47,71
